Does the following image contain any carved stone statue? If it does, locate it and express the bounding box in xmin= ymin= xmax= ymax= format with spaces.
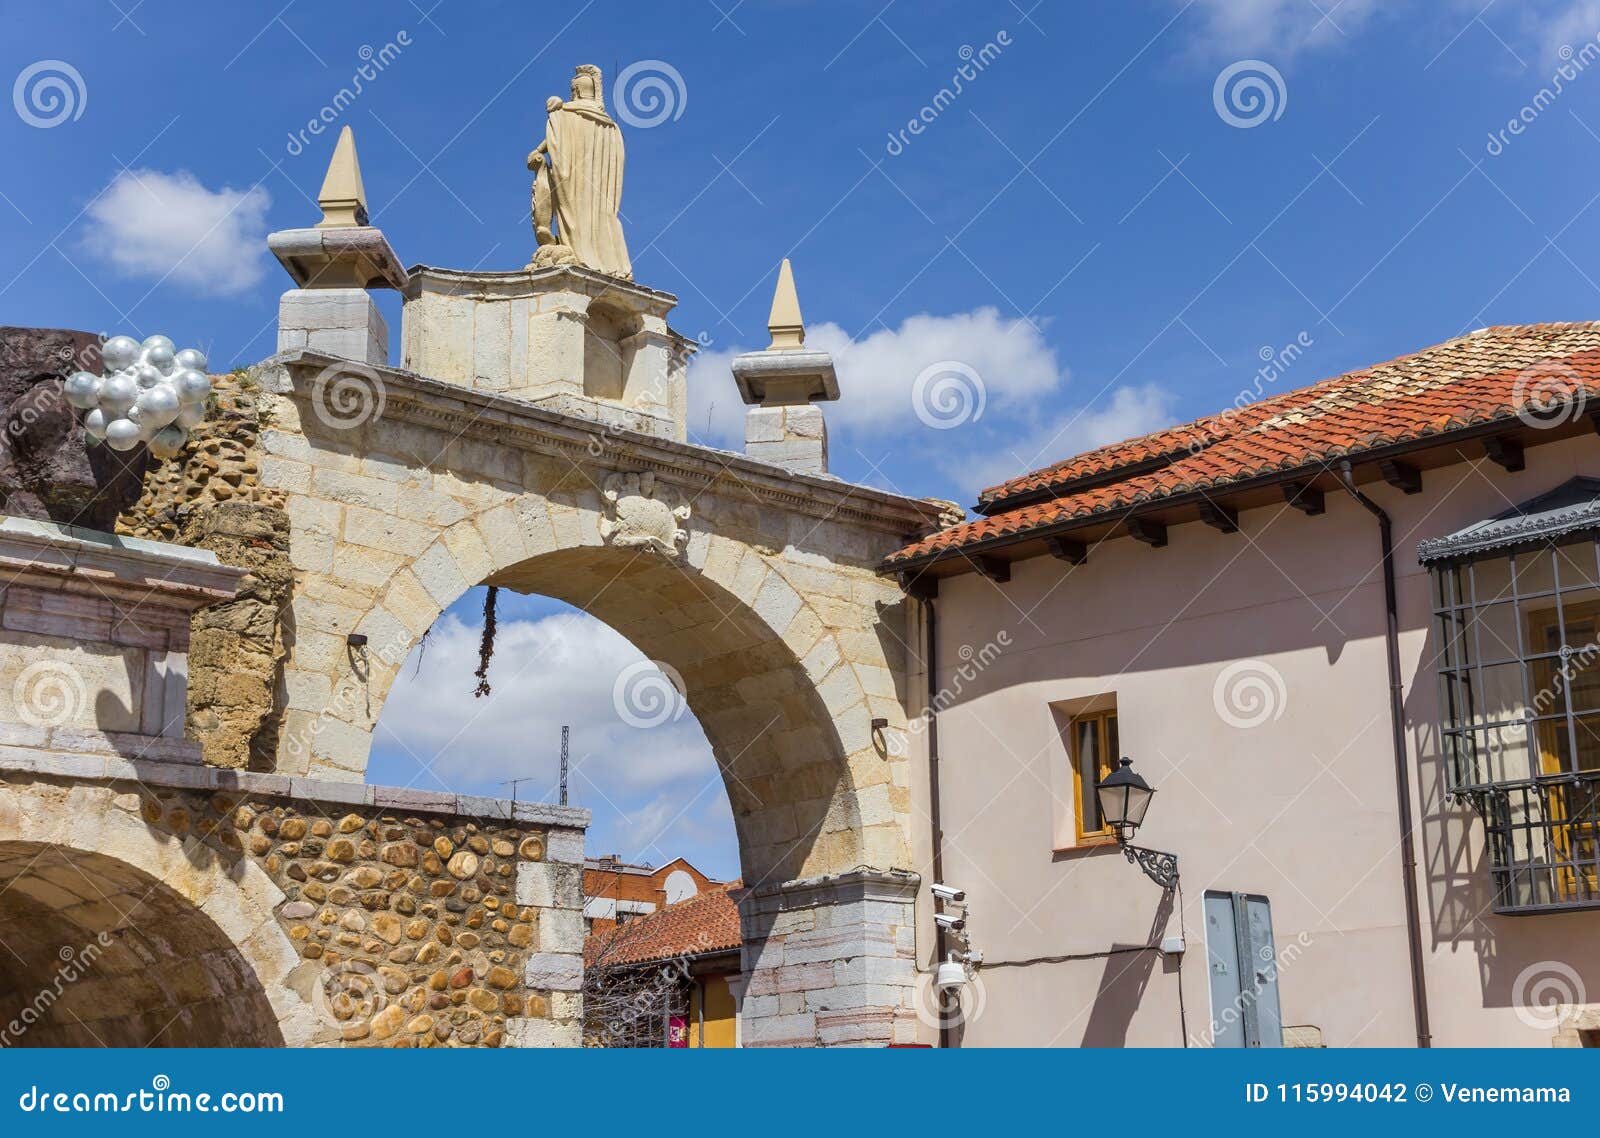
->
xmin=527 ymin=65 xmax=633 ymax=280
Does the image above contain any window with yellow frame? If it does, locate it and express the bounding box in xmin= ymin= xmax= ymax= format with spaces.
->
xmin=1069 ymin=708 xmax=1119 ymax=842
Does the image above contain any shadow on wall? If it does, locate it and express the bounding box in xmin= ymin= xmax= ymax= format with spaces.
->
xmin=1409 ymin=648 xmax=1600 ymax=1026
xmin=1079 ymin=888 xmax=1176 ymax=1048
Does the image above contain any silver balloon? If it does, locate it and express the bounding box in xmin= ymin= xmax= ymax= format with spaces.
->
xmin=148 ymin=425 xmax=187 ymax=460
xmin=64 ymin=371 xmax=100 ymax=410
xmin=175 ymin=402 xmax=207 ymax=429
xmin=173 ymin=369 xmax=211 ymax=405
xmin=99 ymin=373 xmax=138 ymax=414
xmin=140 ymin=334 xmax=175 ymax=358
xmin=104 ymin=417 xmax=142 ymax=451
xmin=135 ymin=384 xmax=181 ymax=428
xmin=174 ymin=348 xmax=208 ymax=372
xmin=101 ymin=335 xmax=139 ymax=372
xmin=82 ymin=407 xmax=107 ymax=440
xmin=133 ymin=363 xmax=165 ymax=388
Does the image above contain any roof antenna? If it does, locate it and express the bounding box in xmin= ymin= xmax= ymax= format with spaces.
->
xmin=559 ymin=725 xmax=570 ymax=806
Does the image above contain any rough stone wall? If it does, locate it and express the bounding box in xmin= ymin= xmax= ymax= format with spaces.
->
xmin=117 ymin=373 xmax=281 ymax=542
xmin=0 ymin=767 xmax=584 ymax=1048
xmin=117 ymin=377 xmax=292 ymax=771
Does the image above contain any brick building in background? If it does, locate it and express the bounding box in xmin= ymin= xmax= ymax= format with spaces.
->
xmin=582 ymin=855 xmax=724 ymax=937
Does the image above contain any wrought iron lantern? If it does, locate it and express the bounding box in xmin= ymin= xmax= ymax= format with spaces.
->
xmin=1095 ymin=757 xmax=1179 ymax=890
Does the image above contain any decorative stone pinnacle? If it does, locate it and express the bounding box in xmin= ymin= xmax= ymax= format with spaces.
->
xmin=317 ymin=126 xmax=369 ymax=228
xmin=767 ymin=259 xmax=805 ymax=350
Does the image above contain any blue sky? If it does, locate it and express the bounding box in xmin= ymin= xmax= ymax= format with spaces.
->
xmin=7 ymin=0 xmax=1600 ymax=878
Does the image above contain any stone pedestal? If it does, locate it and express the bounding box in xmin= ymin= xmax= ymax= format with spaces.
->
xmin=0 ymin=517 xmax=245 ymax=762
xmin=736 ymin=868 xmax=920 ymax=1047
xmin=277 ymin=288 xmax=389 ymax=366
xmin=508 ymin=822 xmax=588 ymax=1047
xmin=746 ymin=404 xmax=829 ymax=474
xmin=401 ymin=264 xmax=695 ymax=442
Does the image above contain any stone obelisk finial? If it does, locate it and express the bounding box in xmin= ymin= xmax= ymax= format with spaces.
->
xmin=267 ymin=125 xmax=406 ymax=365
xmin=767 ymin=258 xmax=805 ymax=349
xmin=317 ymin=125 xmax=369 ymax=228
xmin=731 ymin=260 xmax=838 ymax=475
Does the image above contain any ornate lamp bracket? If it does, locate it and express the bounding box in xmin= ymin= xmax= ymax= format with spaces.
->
xmin=1119 ymin=842 xmax=1180 ymax=891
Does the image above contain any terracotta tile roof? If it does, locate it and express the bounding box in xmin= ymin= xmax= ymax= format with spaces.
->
xmin=887 ymin=322 xmax=1600 ymax=568
xmin=584 ymin=883 xmax=742 ymax=969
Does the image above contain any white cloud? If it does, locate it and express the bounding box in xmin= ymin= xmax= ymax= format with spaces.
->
xmin=374 ymin=611 xmax=719 ymax=800
xmin=1519 ymin=0 xmax=1600 ymax=63
xmin=954 ymin=384 xmax=1179 ymax=495
xmin=82 ymin=168 xmax=271 ymax=295
xmin=688 ymin=306 xmax=1178 ymax=500
xmin=688 ymin=307 xmax=1064 ymax=446
xmin=1180 ymin=0 xmax=1383 ymax=58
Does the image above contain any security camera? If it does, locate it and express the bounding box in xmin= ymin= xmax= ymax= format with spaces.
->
xmin=934 ymin=911 xmax=966 ymax=932
xmin=931 ymin=883 xmax=966 ymax=904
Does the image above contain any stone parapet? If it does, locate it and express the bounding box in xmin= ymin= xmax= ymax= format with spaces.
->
xmin=400 ymin=264 xmax=695 ymax=441
xmin=0 ymin=518 xmax=245 ymax=759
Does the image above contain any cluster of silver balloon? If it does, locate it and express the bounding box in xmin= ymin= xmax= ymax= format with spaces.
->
xmin=63 ymin=335 xmax=213 ymax=460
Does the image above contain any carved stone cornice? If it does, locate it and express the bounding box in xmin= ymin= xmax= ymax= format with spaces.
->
xmin=265 ymin=351 xmax=950 ymax=536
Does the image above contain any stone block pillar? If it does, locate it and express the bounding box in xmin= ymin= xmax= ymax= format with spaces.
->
xmin=745 ymin=404 xmax=829 ymax=474
xmin=266 ymin=126 xmax=407 ymax=368
xmin=736 ymin=869 xmax=921 ymax=1047
xmin=508 ymin=821 xmax=588 ymax=1047
xmin=277 ymin=288 xmax=389 ymax=365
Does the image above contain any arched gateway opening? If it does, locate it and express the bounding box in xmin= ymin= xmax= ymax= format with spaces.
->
xmin=0 ymin=842 xmax=282 ymax=1047
xmin=351 ymin=541 xmax=860 ymax=890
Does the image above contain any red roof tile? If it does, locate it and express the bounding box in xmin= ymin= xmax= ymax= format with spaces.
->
xmin=584 ymin=883 xmax=742 ymax=969
xmin=887 ymin=323 xmax=1600 ymax=567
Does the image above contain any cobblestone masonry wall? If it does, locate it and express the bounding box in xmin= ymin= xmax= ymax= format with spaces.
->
xmin=0 ymin=764 xmax=586 ymax=1048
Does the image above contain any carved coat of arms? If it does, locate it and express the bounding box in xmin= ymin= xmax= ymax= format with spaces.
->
xmin=600 ymin=471 xmax=690 ymax=557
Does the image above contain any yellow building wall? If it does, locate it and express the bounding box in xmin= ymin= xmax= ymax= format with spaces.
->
xmin=690 ymin=975 xmax=738 ymax=1048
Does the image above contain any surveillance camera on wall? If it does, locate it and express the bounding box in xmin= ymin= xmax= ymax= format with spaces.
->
xmin=934 ymin=911 xmax=966 ymax=932
xmin=931 ymin=883 xmax=966 ymax=904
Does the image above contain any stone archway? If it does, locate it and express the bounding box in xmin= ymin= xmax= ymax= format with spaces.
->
xmin=0 ymin=779 xmax=315 ymax=1046
xmin=309 ymin=516 xmax=887 ymax=891
xmin=251 ymin=349 xmax=946 ymax=1044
